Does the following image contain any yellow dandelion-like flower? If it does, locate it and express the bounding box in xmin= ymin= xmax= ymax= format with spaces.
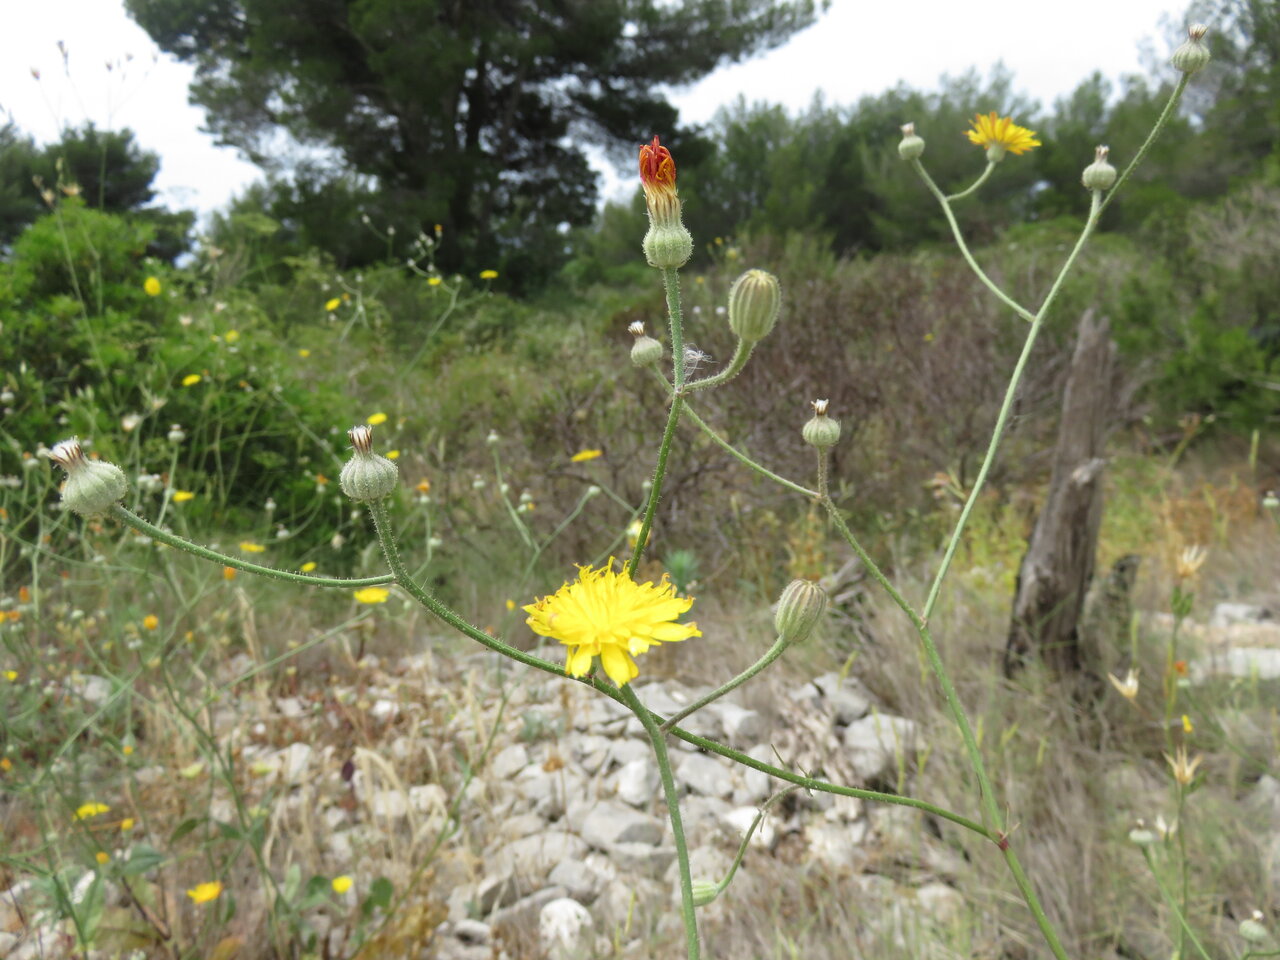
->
xmin=4 ymin=670 xmax=17 ymax=682
xmin=570 ymin=449 xmax=603 ymax=463
xmin=354 ymin=587 xmax=390 ymax=604
xmin=239 ymin=541 xmax=266 ymax=554
xmin=75 ymin=802 xmax=110 ymax=820
xmin=1 ymin=757 xmax=12 ymax=772
xmin=427 ymin=277 xmax=442 ymax=287
xmin=479 ymin=269 xmax=499 ymax=280
xmin=142 ymin=614 xmax=159 ymax=631
xmin=144 ymin=276 xmax=162 ymax=297
xmin=298 ymin=348 xmax=311 ymax=358
xmin=505 ymin=599 xmax=516 ymax=611
xmin=181 ymin=374 xmax=202 ymax=387
xmin=332 ymin=875 xmax=353 ymax=894
xmin=386 ymin=449 xmax=400 ymax=460
xmin=965 ymin=112 xmax=1041 ymax=158
xmin=186 ymin=881 xmax=223 ymax=904
xmin=300 ymin=561 xmax=317 ymax=573
xmin=172 ymin=490 xmax=195 ymax=503
xmin=1182 ymin=713 xmax=1194 ymax=733
xmin=524 ymin=560 xmax=701 ymax=687
xmin=325 ymin=297 xmax=341 ymax=312
xmin=121 ymin=817 xmax=135 ymax=831
xmin=122 ymin=744 xmax=134 ymax=756
xmin=415 ymin=479 xmax=431 ymax=494
xmin=366 ymin=412 xmax=388 ymax=426
xmin=224 ymin=329 xmax=240 ymax=344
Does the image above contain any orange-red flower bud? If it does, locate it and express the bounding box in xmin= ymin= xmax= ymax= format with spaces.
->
xmin=638 ymin=135 xmax=691 ymax=267
xmin=639 ymin=136 xmax=676 ymax=191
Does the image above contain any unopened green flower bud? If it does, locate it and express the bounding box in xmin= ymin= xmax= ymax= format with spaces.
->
xmin=1081 ymin=145 xmax=1117 ymax=191
xmin=1128 ymin=827 xmax=1157 ymax=846
xmin=727 ymin=269 xmax=781 ymax=343
xmin=1239 ymin=914 xmax=1269 ymax=944
xmin=339 ymin=425 xmax=398 ymax=502
xmin=643 ymin=223 xmax=693 ymax=270
xmin=691 ymin=880 xmax=721 ymax=907
xmin=1171 ymin=24 xmax=1211 ymax=75
xmin=802 ymin=399 xmax=841 ymax=449
xmin=898 ymin=122 xmax=925 ymax=160
xmin=628 ymin=321 xmax=663 ymax=366
xmin=48 ymin=438 xmax=127 ymax=516
xmin=774 ymin=578 xmax=828 ymax=644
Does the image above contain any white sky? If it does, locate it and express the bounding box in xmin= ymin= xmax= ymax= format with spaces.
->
xmin=0 ymin=0 xmax=1187 ymax=219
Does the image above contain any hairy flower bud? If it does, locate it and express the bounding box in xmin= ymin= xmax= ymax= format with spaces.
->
xmin=1239 ymin=915 xmax=1269 ymax=945
xmin=727 ymin=269 xmax=781 ymax=342
xmin=1081 ymin=145 xmax=1117 ymax=191
xmin=48 ymin=438 xmax=127 ymax=516
xmin=802 ymin=399 xmax=841 ymax=449
xmin=898 ymin=122 xmax=925 ymax=160
xmin=639 ymin=136 xmax=693 ymax=269
xmin=339 ymin=425 xmax=398 ymax=502
xmin=691 ymin=881 xmax=720 ymax=907
xmin=628 ymin=321 xmax=663 ymax=366
xmin=774 ymin=578 xmax=828 ymax=644
xmin=1171 ymin=24 xmax=1211 ymax=75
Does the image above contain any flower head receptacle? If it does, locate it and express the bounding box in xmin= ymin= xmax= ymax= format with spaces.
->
xmin=802 ymin=399 xmax=841 ymax=449
xmin=524 ymin=560 xmax=701 ymax=687
xmin=727 ymin=269 xmax=781 ymax=343
xmin=1081 ymin=145 xmax=1117 ymax=191
xmin=339 ymin=424 xmax=398 ymax=502
xmin=48 ymin=439 xmax=127 ymax=517
xmin=965 ymin=112 xmax=1041 ymax=162
xmin=628 ymin=321 xmax=664 ymax=367
xmin=898 ymin=122 xmax=925 ymax=160
xmin=1171 ymin=24 xmax=1211 ymax=75
xmin=774 ymin=578 xmax=829 ymax=644
xmin=639 ymin=136 xmax=693 ymax=269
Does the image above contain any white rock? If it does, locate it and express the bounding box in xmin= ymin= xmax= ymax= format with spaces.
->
xmin=1192 ymin=647 xmax=1280 ymax=682
xmin=608 ymin=841 xmax=676 ymax=876
xmin=737 ymin=744 xmax=775 ymax=804
xmin=72 ymin=673 xmax=112 ymax=706
xmin=368 ymin=789 xmax=408 ymax=820
xmin=409 ymin=783 xmax=447 ymax=815
xmin=606 ymin=739 xmax=651 ymax=768
xmin=812 ymin=671 xmax=875 ymax=723
xmin=806 ymin=821 xmax=868 ymax=871
xmin=1210 ymin=602 xmax=1272 ymax=627
xmin=677 ymin=752 xmax=735 ymax=799
xmin=369 ymin=698 xmax=400 ymax=721
xmin=491 ymin=743 xmax=530 ymax=780
xmin=916 ymin=882 xmax=964 ymax=924
xmin=276 ymin=696 xmax=305 ymax=718
xmin=580 ymin=801 xmax=664 ymax=847
xmin=710 ymin=702 xmax=767 ymax=745
xmin=721 ymin=805 xmax=776 ymax=849
xmin=615 ymin=758 xmax=660 ymax=807
xmin=452 ymin=918 xmax=492 ymax=944
xmin=277 ymin=742 xmax=313 ymax=783
xmin=842 ymin=713 xmax=918 ymax=781
xmin=547 ymin=859 xmax=607 ymax=902
xmin=540 ymin=898 xmax=594 ymax=959
xmin=499 ymin=812 xmax=548 ymax=841
xmin=571 ymin=734 xmax=613 ymax=774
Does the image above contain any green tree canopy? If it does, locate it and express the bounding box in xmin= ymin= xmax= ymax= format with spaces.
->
xmin=125 ymin=0 xmax=822 ymax=288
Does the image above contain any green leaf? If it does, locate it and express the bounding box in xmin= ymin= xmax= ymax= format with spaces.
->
xmin=120 ymin=844 xmax=167 ymax=877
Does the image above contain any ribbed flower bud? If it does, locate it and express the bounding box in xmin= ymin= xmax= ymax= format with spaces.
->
xmin=628 ymin=321 xmax=663 ymax=366
xmin=48 ymin=438 xmax=127 ymax=516
xmin=1081 ymin=145 xmax=1117 ymax=191
xmin=774 ymin=578 xmax=828 ymax=644
xmin=691 ymin=881 xmax=720 ymax=907
xmin=1171 ymin=24 xmax=1211 ymax=75
xmin=1239 ymin=914 xmax=1269 ymax=945
xmin=339 ymin=425 xmax=398 ymax=502
xmin=802 ymin=399 xmax=841 ymax=449
xmin=639 ymin=136 xmax=693 ymax=269
xmin=898 ymin=122 xmax=925 ymax=160
xmin=727 ymin=269 xmax=781 ymax=343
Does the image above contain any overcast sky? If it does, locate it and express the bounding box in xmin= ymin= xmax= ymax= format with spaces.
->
xmin=1 ymin=0 xmax=1188 ymax=219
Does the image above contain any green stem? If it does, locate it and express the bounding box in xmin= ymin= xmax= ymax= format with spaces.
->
xmin=620 ymin=683 xmax=700 ymax=959
xmin=1096 ymin=75 xmax=1190 ymax=221
xmin=1140 ymin=847 xmax=1212 ymax=960
xmin=946 ymin=161 xmax=997 ymax=202
xmin=659 ymin=636 xmax=789 ymax=733
xmin=110 ymin=505 xmax=394 ymax=588
xmin=911 ymin=159 xmax=1036 ymax=323
xmin=685 ymin=337 xmax=754 ymax=392
xmin=680 ymin=400 xmax=819 ymax=500
xmin=712 ymin=785 xmax=801 ymax=899
xmin=664 ymin=266 xmax=687 ymax=392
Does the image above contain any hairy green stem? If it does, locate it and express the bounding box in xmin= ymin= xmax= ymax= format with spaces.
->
xmin=679 ymin=400 xmax=819 ymax=499
xmin=111 ymin=505 xmax=394 ymax=588
xmin=946 ymin=161 xmax=997 ymax=201
xmin=659 ymin=636 xmax=789 ymax=733
xmin=1096 ymin=74 xmax=1190 ymax=221
xmin=686 ymin=337 xmax=754 ymax=392
xmin=1140 ymin=847 xmax=1212 ymax=960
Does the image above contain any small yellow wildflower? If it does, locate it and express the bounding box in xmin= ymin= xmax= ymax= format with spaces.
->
xmin=143 ymin=615 xmax=159 ymax=631
xmin=354 ymin=587 xmax=390 ymax=604
xmin=427 ymin=276 xmax=443 ymax=287
xmin=3 ymin=670 xmax=17 ymax=682
xmin=239 ymin=541 xmax=266 ymax=554
xmin=1 ymin=757 xmax=12 ymax=772
xmin=223 ymin=566 xmax=237 ymax=581
xmin=143 ymin=276 xmax=162 ymax=296
xmin=181 ymin=374 xmax=202 ymax=387
xmin=524 ymin=560 xmax=700 ymax=687
xmin=325 ymin=297 xmax=341 ymax=312
xmin=94 ymin=851 xmax=110 ymax=865
xmin=415 ymin=479 xmax=431 ymax=494
xmin=366 ymin=412 xmax=388 ymax=426
xmin=571 ymin=449 xmax=603 ymax=463
xmin=965 ymin=112 xmax=1041 ymax=158
xmin=224 ymin=329 xmax=240 ymax=344
xmin=332 ymin=875 xmax=353 ymax=894
xmin=479 ymin=269 xmax=499 ymax=280
xmin=121 ymin=817 xmax=135 ymax=831
xmin=1182 ymin=714 xmax=1194 ymax=733
xmin=172 ymin=490 xmax=195 ymax=503
xmin=505 ymin=599 xmax=516 ymax=611
xmin=186 ymin=881 xmax=223 ymax=904
xmin=300 ymin=561 xmax=317 ymax=573
xmin=122 ymin=744 xmax=134 ymax=756
xmin=75 ymin=802 xmax=110 ymax=820
xmin=386 ymin=449 xmax=400 ymax=460
xmin=298 ymin=348 xmax=311 ymax=358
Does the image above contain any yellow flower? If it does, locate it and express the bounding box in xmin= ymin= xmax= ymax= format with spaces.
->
xmin=366 ymin=412 xmax=388 ymax=426
xmin=428 ymin=277 xmax=443 ymax=287
xmin=186 ymin=881 xmax=223 ymax=904
xmin=172 ymin=490 xmax=195 ymax=503
xmin=1164 ymin=744 xmax=1203 ymax=786
xmin=570 ymin=448 xmax=603 ymax=463
xmin=1182 ymin=713 xmax=1194 ymax=733
xmin=143 ymin=276 xmax=162 ymax=296
xmin=415 ymin=479 xmax=431 ymax=494
xmin=386 ymin=449 xmax=400 ymax=460
xmin=122 ymin=744 xmax=134 ymax=756
xmin=524 ymin=560 xmax=700 ymax=687
xmin=181 ymin=374 xmax=202 ymax=387
xmin=298 ymin=348 xmax=311 ymax=358
xmin=224 ymin=329 xmax=240 ymax=344
xmin=965 ymin=112 xmax=1041 ymax=157
xmin=332 ymin=875 xmax=353 ymax=894
xmin=3 ymin=670 xmax=17 ymax=682
xmin=121 ymin=817 xmax=135 ymax=831
xmin=479 ymin=269 xmax=499 ymax=280
xmin=354 ymin=587 xmax=390 ymax=604
xmin=325 ymin=297 xmax=341 ymax=312
xmin=1108 ymin=668 xmax=1139 ymax=701
xmin=95 ymin=851 xmax=110 ymax=865
xmin=0 ymin=757 xmax=11 ymax=772
xmin=300 ymin=561 xmax=317 ymax=573
xmin=223 ymin=566 xmax=237 ymax=581
xmin=505 ymin=599 xmax=516 ymax=611
xmin=143 ymin=614 xmax=159 ymax=631
xmin=239 ymin=541 xmax=266 ymax=554
xmin=75 ymin=802 xmax=110 ymax=820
